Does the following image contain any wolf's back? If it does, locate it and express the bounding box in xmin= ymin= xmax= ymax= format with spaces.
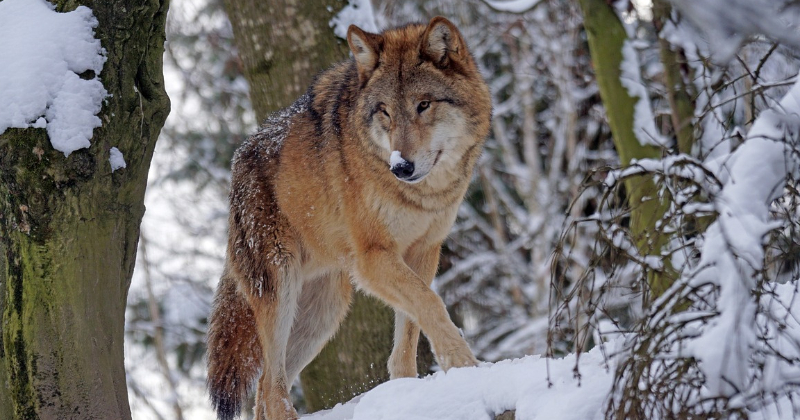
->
xmin=207 ymin=268 xmax=261 ymax=420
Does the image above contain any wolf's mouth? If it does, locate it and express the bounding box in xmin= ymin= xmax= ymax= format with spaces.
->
xmin=403 ymin=174 xmax=425 ymax=184
xmin=395 ymin=150 xmax=444 ymax=184
xmin=433 ymin=150 xmax=443 ymax=166
xmin=404 ymin=151 xmax=443 ymax=184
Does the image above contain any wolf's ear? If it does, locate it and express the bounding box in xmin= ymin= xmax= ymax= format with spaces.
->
xmin=420 ymin=16 xmax=466 ymax=69
xmin=347 ymin=25 xmax=382 ymax=85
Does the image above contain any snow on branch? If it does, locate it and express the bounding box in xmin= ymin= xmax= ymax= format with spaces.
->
xmin=483 ymin=0 xmax=543 ymax=13
xmin=619 ymin=40 xmax=668 ymax=147
xmin=668 ymin=0 xmax=800 ymax=63
xmin=330 ymin=0 xmax=382 ymax=39
xmin=584 ymin=72 xmax=800 ymax=418
xmin=684 ymin=74 xmax=800 ymax=399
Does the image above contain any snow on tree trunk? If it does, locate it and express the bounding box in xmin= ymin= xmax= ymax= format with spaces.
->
xmin=0 ymin=0 xmax=170 ymax=418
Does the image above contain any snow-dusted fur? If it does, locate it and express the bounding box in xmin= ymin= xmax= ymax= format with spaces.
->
xmin=206 ymin=17 xmax=491 ymax=420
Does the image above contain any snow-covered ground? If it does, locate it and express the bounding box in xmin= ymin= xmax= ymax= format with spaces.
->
xmin=303 ymin=336 xmax=797 ymax=420
xmin=307 ymin=342 xmax=614 ymax=420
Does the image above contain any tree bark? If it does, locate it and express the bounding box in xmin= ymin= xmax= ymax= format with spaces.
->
xmin=653 ymin=0 xmax=696 ymax=156
xmin=0 ymin=1 xmax=170 ymax=419
xmin=300 ymin=292 xmax=394 ymax=411
xmin=223 ymin=0 xmax=431 ymax=413
xmin=223 ymin=0 xmax=351 ymax=117
xmin=577 ymin=0 xmax=673 ymax=297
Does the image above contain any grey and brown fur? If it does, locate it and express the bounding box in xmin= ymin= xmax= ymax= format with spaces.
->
xmin=207 ymin=17 xmax=492 ymax=420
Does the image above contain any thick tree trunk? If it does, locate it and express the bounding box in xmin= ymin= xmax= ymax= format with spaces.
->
xmin=577 ymin=0 xmax=673 ymax=297
xmin=300 ymin=292 xmax=394 ymax=411
xmin=223 ymin=0 xmax=417 ymax=413
xmin=223 ymin=0 xmax=351 ymax=117
xmin=0 ymin=1 xmax=170 ymax=419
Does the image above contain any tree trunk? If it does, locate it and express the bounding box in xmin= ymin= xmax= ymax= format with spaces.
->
xmin=299 ymin=292 xmax=394 ymax=410
xmin=576 ymin=0 xmax=673 ymax=297
xmin=653 ymin=0 xmax=696 ymax=156
xmin=224 ymin=0 xmax=426 ymax=413
xmin=0 ymin=1 xmax=170 ymax=419
xmin=223 ymin=0 xmax=351 ymax=117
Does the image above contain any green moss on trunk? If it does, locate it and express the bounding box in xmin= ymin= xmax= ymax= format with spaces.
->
xmin=577 ymin=0 xmax=673 ymax=297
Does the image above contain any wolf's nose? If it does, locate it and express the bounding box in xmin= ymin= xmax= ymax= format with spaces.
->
xmin=390 ymin=161 xmax=415 ymax=179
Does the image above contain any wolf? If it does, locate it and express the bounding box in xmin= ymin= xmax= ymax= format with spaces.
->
xmin=206 ymin=16 xmax=492 ymax=420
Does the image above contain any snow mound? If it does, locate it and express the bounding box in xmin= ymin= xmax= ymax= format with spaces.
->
xmin=306 ymin=342 xmax=615 ymax=420
xmin=0 ymin=0 xmax=107 ymax=156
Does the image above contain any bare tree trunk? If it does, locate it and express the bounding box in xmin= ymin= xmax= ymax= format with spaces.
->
xmin=653 ymin=0 xmax=696 ymax=155
xmin=223 ymin=0 xmax=351 ymax=117
xmin=0 ymin=1 xmax=170 ymax=419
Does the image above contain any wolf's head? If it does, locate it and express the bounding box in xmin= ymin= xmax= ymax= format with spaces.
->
xmin=347 ymin=17 xmax=491 ymax=186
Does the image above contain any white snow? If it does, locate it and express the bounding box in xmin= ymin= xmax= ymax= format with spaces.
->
xmin=389 ymin=150 xmax=405 ymax=169
xmin=330 ymin=0 xmax=381 ymax=39
xmin=681 ymin=75 xmax=800 ymax=398
xmin=619 ymin=40 xmax=668 ymax=147
xmin=302 ymin=328 xmax=800 ymax=420
xmin=668 ymin=0 xmax=800 ymax=63
xmin=484 ymin=0 xmax=542 ymax=13
xmin=305 ymin=341 xmax=616 ymax=420
xmin=0 ymin=0 xmax=107 ymax=156
xmin=109 ymin=147 xmax=126 ymax=172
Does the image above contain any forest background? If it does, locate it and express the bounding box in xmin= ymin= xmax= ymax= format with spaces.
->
xmin=98 ymin=0 xmax=800 ymax=418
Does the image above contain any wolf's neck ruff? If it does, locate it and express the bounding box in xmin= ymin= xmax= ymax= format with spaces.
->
xmin=207 ymin=16 xmax=492 ymax=420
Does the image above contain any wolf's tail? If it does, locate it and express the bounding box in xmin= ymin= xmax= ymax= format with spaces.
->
xmin=207 ymin=268 xmax=262 ymax=420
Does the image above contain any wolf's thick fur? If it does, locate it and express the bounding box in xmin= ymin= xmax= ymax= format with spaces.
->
xmin=206 ymin=17 xmax=491 ymax=420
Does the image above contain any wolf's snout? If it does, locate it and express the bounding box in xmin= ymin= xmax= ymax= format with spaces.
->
xmin=390 ymin=161 xmax=415 ymax=179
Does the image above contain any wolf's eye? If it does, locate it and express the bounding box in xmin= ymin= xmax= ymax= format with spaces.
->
xmin=417 ymin=100 xmax=430 ymax=114
xmin=377 ymin=103 xmax=390 ymax=118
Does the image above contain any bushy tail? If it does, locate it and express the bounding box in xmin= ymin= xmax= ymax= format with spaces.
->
xmin=207 ymin=268 xmax=262 ymax=420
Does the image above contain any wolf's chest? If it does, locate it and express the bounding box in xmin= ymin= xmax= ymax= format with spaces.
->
xmin=371 ymin=196 xmax=453 ymax=252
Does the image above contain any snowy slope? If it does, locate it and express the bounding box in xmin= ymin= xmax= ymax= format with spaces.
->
xmin=306 ymin=342 xmax=615 ymax=420
xmin=303 ymin=333 xmax=798 ymax=420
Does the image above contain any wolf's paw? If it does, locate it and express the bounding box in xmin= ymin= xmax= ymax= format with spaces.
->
xmin=388 ymin=356 xmax=418 ymax=379
xmin=438 ymin=348 xmax=479 ymax=371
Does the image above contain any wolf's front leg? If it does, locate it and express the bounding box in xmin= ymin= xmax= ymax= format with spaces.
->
xmin=388 ymin=243 xmax=446 ymax=378
xmin=355 ymin=247 xmax=478 ymax=373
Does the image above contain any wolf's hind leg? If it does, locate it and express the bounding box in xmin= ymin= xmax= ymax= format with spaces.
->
xmin=251 ymin=266 xmax=303 ymax=420
xmin=284 ymin=270 xmax=353 ymax=384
